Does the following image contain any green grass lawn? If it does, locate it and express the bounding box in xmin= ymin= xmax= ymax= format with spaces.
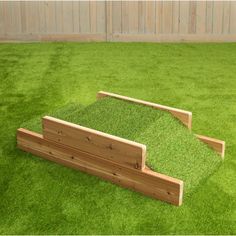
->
xmin=0 ymin=42 xmax=236 ymax=234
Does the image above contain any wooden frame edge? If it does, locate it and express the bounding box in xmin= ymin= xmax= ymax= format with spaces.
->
xmin=43 ymin=116 xmax=147 ymax=170
xmin=17 ymin=128 xmax=183 ymax=206
xmin=196 ymin=134 xmax=225 ymax=159
xmin=96 ymin=91 xmax=192 ymax=129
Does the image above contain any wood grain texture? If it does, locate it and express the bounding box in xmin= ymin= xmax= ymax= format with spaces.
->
xmin=0 ymin=1 xmax=236 ymax=42
xmin=97 ymin=91 xmax=192 ymax=129
xmin=230 ymin=1 xmax=236 ymax=33
xmin=196 ymin=134 xmax=225 ymax=158
xmin=196 ymin=1 xmax=206 ymax=34
xmin=43 ymin=116 xmax=146 ymax=170
xmin=162 ymin=1 xmax=173 ymax=34
xmin=222 ymin=1 xmax=230 ymax=34
xmin=145 ymin=1 xmax=155 ymax=33
xmin=17 ymin=128 xmax=183 ymax=206
xmin=79 ymin=1 xmax=90 ymax=33
xmin=179 ymin=1 xmax=189 ymax=34
xmin=112 ymin=1 xmax=122 ymax=33
xmin=213 ymin=1 xmax=223 ymax=34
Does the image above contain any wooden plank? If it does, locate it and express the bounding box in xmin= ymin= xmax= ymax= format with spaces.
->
xmin=45 ymin=1 xmax=56 ymax=33
xmin=188 ymin=1 xmax=196 ymax=34
xmin=79 ymin=1 xmax=90 ymax=33
xmin=230 ymin=1 xmax=236 ymax=34
xmin=106 ymin=1 xmax=112 ymax=40
xmin=222 ymin=1 xmax=230 ymax=34
xmin=196 ymin=1 xmax=206 ymax=34
xmin=17 ymin=128 xmax=183 ymax=206
xmin=172 ymin=1 xmax=180 ymax=34
xmin=55 ymin=1 xmax=63 ymax=33
xmin=156 ymin=1 xmax=163 ymax=34
xmin=162 ymin=1 xmax=173 ymax=34
xmin=24 ymin=1 xmax=40 ymax=34
xmin=62 ymin=1 xmax=73 ymax=33
xmin=145 ymin=1 xmax=155 ymax=33
xmin=121 ymin=1 xmax=129 ymax=33
xmin=112 ymin=1 xmax=121 ymax=33
xmin=128 ymin=1 xmax=138 ymax=34
xmin=96 ymin=1 xmax=106 ymax=33
xmin=43 ymin=116 xmax=146 ymax=170
xmin=38 ymin=2 xmax=46 ymax=34
xmin=97 ymin=91 xmax=192 ymax=129
xmin=196 ymin=134 xmax=225 ymax=158
xmin=138 ymin=1 xmax=145 ymax=33
xmin=206 ymin=1 xmax=213 ymax=34
xmin=0 ymin=2 xmax=4 ymax=35
xmin=72 ymin=1 xmax=80 ymax=33
xmin=179 ymin=1 xmax=189 ymax=34
xmin=90 ymin=1 xmax=97 ymax=33
xmin=213 ymin=1 xmax=223 ymax=34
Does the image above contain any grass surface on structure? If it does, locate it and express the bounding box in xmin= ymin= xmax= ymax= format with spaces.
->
xmin=23 ymin=97 xmax=221 ymax=195
xmin=1 ymin=43 xmax=236 ymax=234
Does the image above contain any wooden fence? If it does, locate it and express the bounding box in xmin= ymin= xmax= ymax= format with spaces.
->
xmin=1 ymin=1 xmax=236 ymax=42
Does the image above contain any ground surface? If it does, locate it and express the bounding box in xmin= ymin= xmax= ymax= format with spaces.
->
xmin=0 ymin=42 xmax=236 ymax=234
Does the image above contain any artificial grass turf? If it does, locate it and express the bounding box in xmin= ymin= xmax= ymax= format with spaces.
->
xmin=22 ymin=97 xmax=221 ymax=196
xmin=1 ymin=42 xmax=236 ymax=234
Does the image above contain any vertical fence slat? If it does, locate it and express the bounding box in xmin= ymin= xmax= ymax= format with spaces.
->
xmin=45 ymin=1 xmax=56 ymax=33
xmin=230 ymin=1 xmax=236 ymax=33
xmin=96 ymin=1 xmax=105 ymax=33
xmin=213 ymin=1 xmax=223 ymax=34
xmin=121 ymin=1 xmax=129 ymax=33
xmin=172 ymin=1 xmax=180 ymax=34
xmin=222 ymin=1 xmax=230 ymax=34
xmin=179 ymin=1 xmax=189 ymax=34
xmin=38 ymin=2 xmax=46 ymax=34
xmin=145 ymin=1 xmax=155 ymax=33
xmin=72 ymin=1 xmax=80 ymax=33
xmin=112 ymin=1 xmax=121 ymax=34
xmin=189 ymin=1 xmax=196 ymax=33
xmin=90 ymin=1 xmax=97 ymax=33
xmin=55 ymin=1 xmax=63 ymax=33
xmin=79 ymin=1 xmax=90 ymax=33
xmin=138 ymin=1 xmax=145 ymax=33
xmin=206 ymin=1 xmax=213 ymax=34
xmin=128 ymin=1 xmax=138 ymax=34
xmin=62 ymin=1 xmax=73 ymax=33
xmin=196 ymin=1 xmax=206 ymax=34
xmin=162 ymin=1 xmax=173 ymax=34
xmin=156 ymin=1 xmax=163 ymax=34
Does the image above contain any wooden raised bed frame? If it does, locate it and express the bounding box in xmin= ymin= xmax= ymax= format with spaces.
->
xmin=17 ymin=91 xmax=225 ymax=206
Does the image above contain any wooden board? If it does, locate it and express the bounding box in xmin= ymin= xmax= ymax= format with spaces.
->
xmin=97 ymin=91 xmax=192 ymax=129
xmin=17 ymin=128 xmax=183 ymax=206
xmin=196 ymin=134 xmax=225 ymax=158
xmin=43 ymin=116 xmax=146 ymax=170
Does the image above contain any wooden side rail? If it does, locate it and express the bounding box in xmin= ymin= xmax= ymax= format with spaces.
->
xmin=17 ymin=128 xmax=184 ymax=206
xmin=43 ymin=116 xmax=146 ymax=170
xmin=97 ymin=91 xmax=192 ymax=129
xmin=196 ymin=134 xmax=225 ymax=158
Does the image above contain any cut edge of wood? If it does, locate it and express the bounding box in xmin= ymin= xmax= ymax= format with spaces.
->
xmin=196 ymin=134 xmax=225 ymax=159
xmin=97 ymin=91 xmax=192 ymax=129
xmin=17 ymin=128 xmax=183 ymax=206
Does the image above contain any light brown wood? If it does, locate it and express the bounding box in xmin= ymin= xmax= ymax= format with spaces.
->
xmin=1 ymin=1 xmax=236 ymax=42
xmin=43 ymin=116 xmax=146 ymax=170
xmin=196 ymin=134 xmax=225 ymax=159
xmin=97 ymin=91 xmax=192 ymax=129
xmin=17 ymin=128 xmax=183 ymax=206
